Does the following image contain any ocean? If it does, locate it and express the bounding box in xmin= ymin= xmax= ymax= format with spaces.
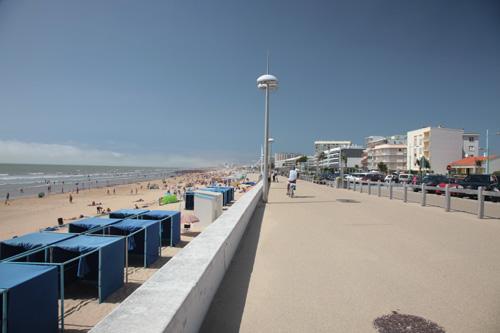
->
xmin=0 ymin=163 xmax=180 ymax=199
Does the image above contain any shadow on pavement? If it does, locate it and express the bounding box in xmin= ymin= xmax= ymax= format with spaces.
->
xmin=199 ymin=202 xmax=265 ymax=333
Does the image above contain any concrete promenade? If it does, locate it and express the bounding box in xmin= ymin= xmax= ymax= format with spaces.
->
xmin=202 ymin=178 xmax=500 ymax=332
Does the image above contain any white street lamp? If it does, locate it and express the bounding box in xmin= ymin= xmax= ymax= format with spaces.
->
xmin=257 ymin=68 xmax=278 ymax=203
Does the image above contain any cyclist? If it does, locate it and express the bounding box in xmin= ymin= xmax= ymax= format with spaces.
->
xmin=287 ymin=166 xmax=298 ymax=195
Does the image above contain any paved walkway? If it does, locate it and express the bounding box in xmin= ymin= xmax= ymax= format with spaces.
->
xmin=201 ymin=178 xmax=500 ymax=333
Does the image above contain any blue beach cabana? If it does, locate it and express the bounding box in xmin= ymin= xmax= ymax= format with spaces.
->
xmin=185 ymin=191 xmax=194 ymax=210
xmin=140 ymin=210 xmax=181 ymax=246
xmin=203 ymin=187 xmax=232 ymax=206
xmin=0 ymin=263 xmax=58 ymax=333
xmin=0 ymin=232 xmax=76 ymax=261
xmin=108 ymin=219 xmax=160 ymax=268
xmin=208 ymin=186 xmax=234 ymax=202
xmin=68 ymin=217 xmax=123 ymax=234
xmin=108 ymin=209 xmax=149 ymax=219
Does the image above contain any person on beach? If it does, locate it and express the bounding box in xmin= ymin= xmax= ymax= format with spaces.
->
xmin=5 ymin=192 xmax=10 ymax=205
xmin=69 ymin=194 xmax=73 ymax=204
xmin=113 ymin=188 xmax=116 ymax=195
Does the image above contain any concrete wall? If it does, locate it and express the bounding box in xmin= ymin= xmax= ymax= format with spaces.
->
xmin=90 ymin=182 xmax=263 ymax=333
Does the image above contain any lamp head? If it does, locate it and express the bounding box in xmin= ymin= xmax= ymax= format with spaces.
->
xmin=257 ymin=74 xmax=278 ymax=90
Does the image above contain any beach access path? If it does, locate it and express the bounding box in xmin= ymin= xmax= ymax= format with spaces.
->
xmin=201 ymin=177 xmax=500 ymax=333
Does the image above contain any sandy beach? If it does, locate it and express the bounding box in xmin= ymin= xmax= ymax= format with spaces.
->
xmin=0 ymin=168 xmax=251 ymax=332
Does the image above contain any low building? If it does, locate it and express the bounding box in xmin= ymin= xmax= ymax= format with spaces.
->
xmin=407 ymin=126 xmax=464 ymax=174
xmin=274 ymin=152 xmax=302 ymax=162
xmin=449 ymin=156 xmax=494 ymax=175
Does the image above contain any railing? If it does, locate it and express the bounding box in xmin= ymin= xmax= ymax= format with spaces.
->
xmin=338 ymin=180 xmax=499 ymax=219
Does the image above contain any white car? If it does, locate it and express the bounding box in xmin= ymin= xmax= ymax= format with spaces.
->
xmin=384 ymin=175 xmax=395 ymax=183
xmin=398 ymin=174 xmax=411 ymax=184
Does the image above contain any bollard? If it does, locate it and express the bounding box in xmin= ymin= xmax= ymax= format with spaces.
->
xmin=360 ymin=182 xmax=363 ymax=193
xmin=378 ymin=181 xmax=381 ymax=197
xmin=403 ymin=183 xmax=407 ymax=203
xmin=477 ymin=186 xmax=484 ymax=219
xmin=353 ymin=180 xmax=357 ymax=191
xmin=389 ymin=182 xmax=393 ymax=200
xmin=368 ymin=181 xmax=372 ymax=195
xmin=445 ymin=184 xmax=450 ymax=212
xmin=421 ymin=183 xmax=426 ymax=206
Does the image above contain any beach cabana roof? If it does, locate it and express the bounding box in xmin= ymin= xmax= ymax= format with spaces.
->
xmin=0 ymin=232 xmax=76 ymax=260
xmin=109 ymin=209 xmax=149 ymax=219
xmin=51 ymin=235 xmax=125 ymax=301
xmin=109 ymin=219 xmax=160 ymax=267
xmin=141 ymin=210 xmax=181 ymax=246
xmin=68 ymin=217 xmax=122 ymax=234
xmin=0 ymin=263 xmax=59 ymax=333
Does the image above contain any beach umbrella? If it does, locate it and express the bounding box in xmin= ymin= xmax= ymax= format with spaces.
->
xmin=182 ymin=215 xmax=200 ymax=224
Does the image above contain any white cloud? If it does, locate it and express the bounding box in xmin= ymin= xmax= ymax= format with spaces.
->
xmin=0 ymin=140 xmax=223 ymax=167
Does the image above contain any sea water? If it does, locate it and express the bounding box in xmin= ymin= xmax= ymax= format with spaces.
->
xmin=0 ymin=163 xmax=179 ymax=199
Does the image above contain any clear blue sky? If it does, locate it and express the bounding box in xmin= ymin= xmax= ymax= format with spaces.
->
xmin=0 ymin=0 xmax=499 ymax=166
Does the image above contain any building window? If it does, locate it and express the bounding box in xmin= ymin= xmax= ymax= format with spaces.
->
xmin=469 ymin=137 xmax=475 ymax=142
xmin=469 ymin=146 xmax=475 ymax=151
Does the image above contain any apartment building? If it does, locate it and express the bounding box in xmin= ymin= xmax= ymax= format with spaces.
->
xmin=318 ymin=146 xmax=364 ymax=170
xmin=463 ymin=133 xmax=480 ymax=157
xmin=274 ymin=152 xmax=302 ymax=162
xmin=407 ymin=126 xmax=463 ymax=174
xmin=314 ymin=141 xmax=351 ymax=156
xmin=362 ymin=135 xmax=407 ymax=171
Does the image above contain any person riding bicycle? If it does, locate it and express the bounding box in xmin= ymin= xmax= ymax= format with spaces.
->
xmin=287 ymin=166 xmax=298 ymax=194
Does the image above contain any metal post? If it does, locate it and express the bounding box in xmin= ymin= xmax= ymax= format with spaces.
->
xmin=144 ymin=228 xmax=148 ymax=268
xmin=478 ymin=186 xmax=484 ymax=219
xmin=403 ymin=183 xmax=407 ymax=203
xmin=389 ymin=182 xmax=393 ymax=200
xmin=353 ymin=180 xmax=356 ymax=191
xmin=421 ymin=183 xmax=426 ymax=206
xmin=2 ymin=290 xmax=7 ymax=333
xmin=262 ymin=86 xmax=270 ymax=203
xmin=378 ymin=181 xmax=381 ymax=197
xmin=125 ymin=238 xmax=129 ymax=284
xmin=368 ymin=181 xmax=371 ymax=195
xmin=60 ymin=266 xmax=64 ymax=332
xmin=98 ymin=250 xmax=102 ymax=303
xmin=359 ymin=182 xmax=363 ymax=193
xmin=445 ymin=184 xmax=451 ymax=212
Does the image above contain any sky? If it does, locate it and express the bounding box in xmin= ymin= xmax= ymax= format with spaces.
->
xmin=0 ymin=0 xmax=499 ymax=167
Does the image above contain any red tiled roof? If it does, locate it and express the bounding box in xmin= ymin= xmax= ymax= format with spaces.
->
xmin=450 ymin=156 xmax=496 ymax=167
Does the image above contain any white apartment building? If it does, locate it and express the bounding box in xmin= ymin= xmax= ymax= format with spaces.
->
xmin=314 ymin=141 xmax=351 ymax=156
xmin=407 ymin=126 xmax=464 ymax=174
xmin=372 ymin=144 xmax=407 ymax=171
xmin=463 ymin=133 xmax=480 ymax=157
xmin=274 ymin=152 xmax=302 ymax=162
xmin=318 ymin=146 xmax=364 ymax=170
xmin=363 ymin=135 xmax=407 ymax=171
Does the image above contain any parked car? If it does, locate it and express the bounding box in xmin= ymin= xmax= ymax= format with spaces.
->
xmin=485 ymin=183 xmax=500 ymax=202
xmin=412 ymin=174 xmax=447 ymax=192
xmin=435 ymin=178 xmax=463 ymax=196
xmin=361 ymin=173 xmax=385 ymax=183
xmin=458 ymin=174 xmax=498 ymax=199
xmin=384 ymin=175 xmax=395 ymax=183
xmin=398 ymin=173 xmax=412 ymax=184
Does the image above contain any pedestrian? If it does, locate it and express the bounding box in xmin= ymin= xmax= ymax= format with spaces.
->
xmin=113 ymin=188 xmax=116 ymax=195
xmin=5 ymin=192 xmax=9 ymax=205
xmin=76 ymin=187 xmax=79 ymax=194
xmin=69 ymin=194 xmax=73 ymax=204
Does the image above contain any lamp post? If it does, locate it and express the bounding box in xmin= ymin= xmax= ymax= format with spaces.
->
xmin=257 ymin=72 xmax=278 ymax=203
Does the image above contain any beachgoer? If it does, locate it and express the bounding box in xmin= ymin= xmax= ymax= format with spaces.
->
xmin=5 ymin=192 xmax=9 ymax=204
xmin=287 ymin=166 xmax=298 ymax=194
xmin=76 ymin=187 xmax=79 ymax=194
xmin=107 ymin=189 xmax=110 ymax=195
xmin=69 ymin=194 xmax=73 ymax=203
xmin=113 ymin=188 xmax=116 ymax=195
xmin=130 ymin=189 xmax=133 ymax=195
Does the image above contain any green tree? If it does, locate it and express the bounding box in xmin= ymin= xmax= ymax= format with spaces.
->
xmin=377 ymin=162 xmax=388 ymax=174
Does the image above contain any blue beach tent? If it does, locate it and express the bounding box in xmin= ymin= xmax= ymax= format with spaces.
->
xmin=51 ymin=235 xmax=125 ymax=302
xmin=185 ymin=191 xmax=194 ymax=210
xmin=209 ymin=186 xmax=234 ymax=202
xmin=108 ymin=219 xmax=160 ymax=267
xmin=109 ymin=209 xmax=149 ymax=219
xmin=0 ymin=232 xmax=76 ymax=261
xmin=141 ymin=210 xmax=181 ymax=246
xmin=0 ymin=263 xmax=58 ymax=333
xmin=68 ymin=217 xmax=123 ymax=234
